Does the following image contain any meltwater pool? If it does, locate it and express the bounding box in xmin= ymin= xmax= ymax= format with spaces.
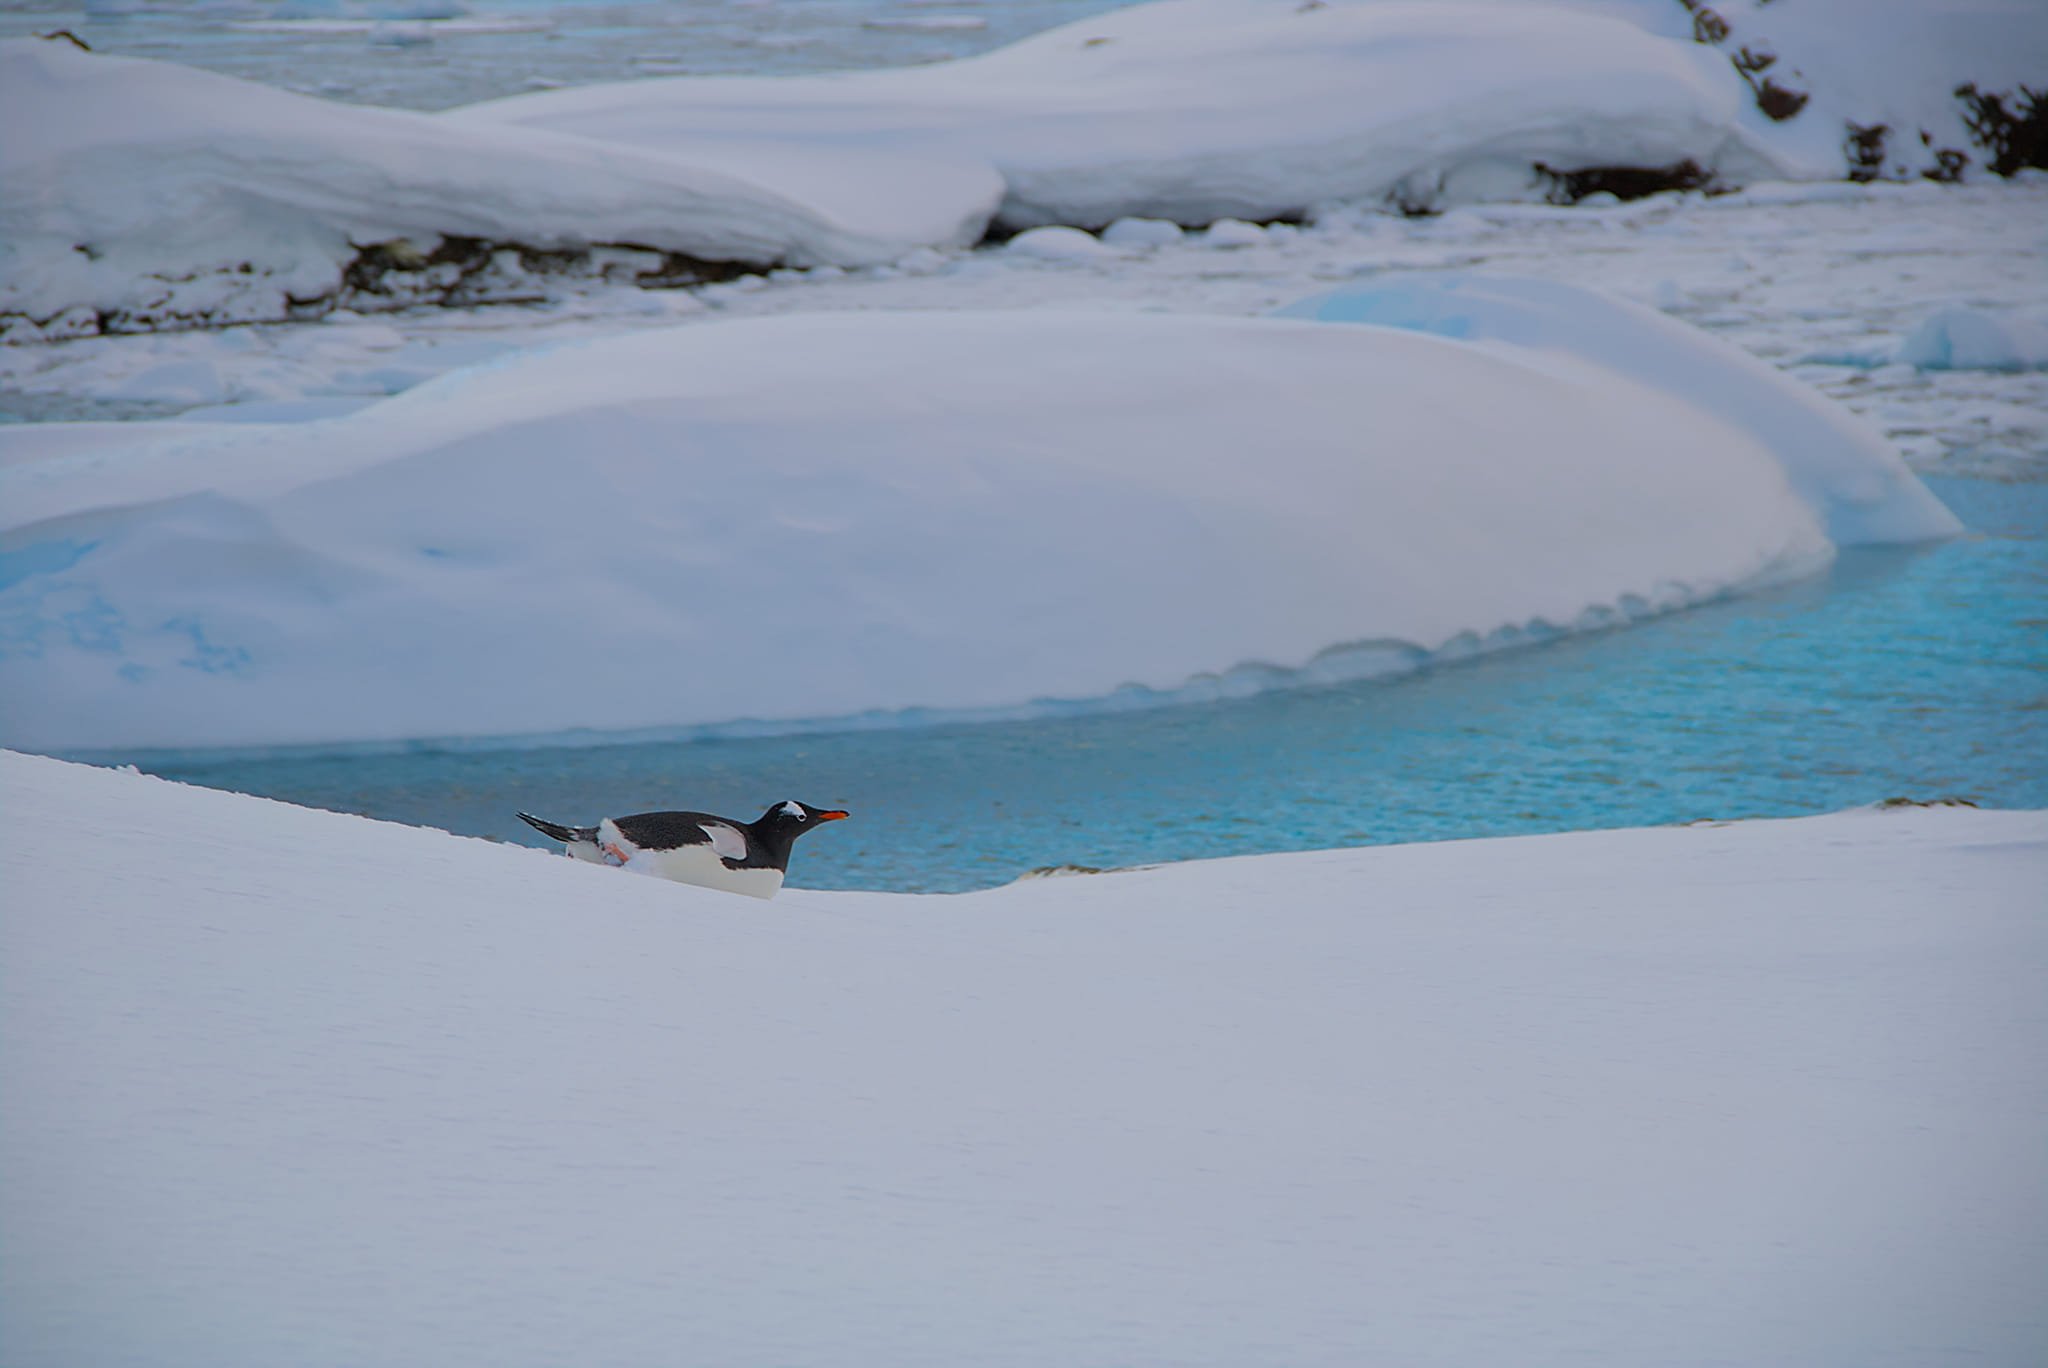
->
xmin=122 ymin=477 xmax=2046 ymax=892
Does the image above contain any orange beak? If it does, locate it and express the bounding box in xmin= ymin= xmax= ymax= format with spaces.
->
xmin=816 ymin=809 xmax=850 ymax=822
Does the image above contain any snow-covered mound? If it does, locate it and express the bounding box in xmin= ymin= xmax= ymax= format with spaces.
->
xmin=5 ymin=749 xmax=2045 ymax=1367
xmin=0 ymin=37 xmax=999 ymax=338
xmin=0 ymin=304 xmax=1954 ymax=753
xmin=1276 ymin=273 xmax=1962 ymax=544
xmin=454 ymin=0 xmax=1788 ymax=229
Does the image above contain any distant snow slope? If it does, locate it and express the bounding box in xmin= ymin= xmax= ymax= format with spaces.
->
xmin=4 ymin=749 xmax=2044 ymax=1368
xmin=0 ymin=303 xmax=1901 ymax=751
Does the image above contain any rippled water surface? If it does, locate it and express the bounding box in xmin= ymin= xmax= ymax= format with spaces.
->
xmin=121 ymin=477 xmax=2047 ymax=892
xmin=0 ymin=0 xmax=1133 ymax=108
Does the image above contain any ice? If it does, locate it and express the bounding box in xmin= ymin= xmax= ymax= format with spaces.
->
xmin=4 ymin=748 xmax=2044 ymax=1368
xmin=1896 ymin=306 xmax=2048 ymax=373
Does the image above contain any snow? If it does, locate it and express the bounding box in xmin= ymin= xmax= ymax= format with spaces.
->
xmin=1200 ymin=218 xmax=1272 ymax=249
xmin=0 ymin=37 xmax=998 ymax=333
xmin=1003 ymin=224 xmax=1124 ymax=261
xmin=1896 ymin=305 xmax=2048 ymax=373
xmin=5 ymin=292 xmax=1951 ymax=752
xmin=7 ymin=177 xmax=2040 ymax=478
xmin=9 ymin=1 xmax=2044 ymax=338
xmin=1100 ymin=216 xmax=1186 ymax=248
xmin=1276 ymin=273 xmax=1961 ymax=545
xmin=454 ymin=0 xmax=1789 ymax=232
xmin=4 ymin=749 xmax=2044 ymax=1367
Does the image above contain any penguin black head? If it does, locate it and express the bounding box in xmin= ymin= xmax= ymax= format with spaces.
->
xmin=753 ymin=800 xmax=849 ymax=847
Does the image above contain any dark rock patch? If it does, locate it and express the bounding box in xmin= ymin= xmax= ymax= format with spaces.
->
xmin=1956 ymin=83 xmax=2048 ymax=176
xmin=1537 ymin=159 xmax=1716 ymax=204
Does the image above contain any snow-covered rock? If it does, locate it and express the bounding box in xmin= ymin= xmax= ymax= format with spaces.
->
xmin=1100 ymin=216 xmax=1187 ymax=249
xmin=1003 ymin=225 xmax=1120 ymax=261
xmin=1895 ymin=305 xmax=2048 ymax=373
xmin=1277 ymin=273 xmax=1961 ymax=545
xmin=5 ymin=748 xmax=2045 ymax=1368
xmin=0 ymin=37 xmax=1000 ymax=333
xmin=456 ymin=0 xmax=1790 ymax=230
xmin=1199 ymin=218 xmax=1271 ymax=249
xmin=0 ymin=301 xmax=1952 ymax=752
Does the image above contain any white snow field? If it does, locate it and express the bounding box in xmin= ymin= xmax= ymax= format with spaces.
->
xmin=3 ymin=750 xmax=2044 ymax=1367
xmin=9 ymin=0 xmax=2046 ymax=337
xmin=0 ymin=289 xmax=1961 ymax=753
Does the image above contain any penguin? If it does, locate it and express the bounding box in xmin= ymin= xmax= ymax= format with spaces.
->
xmin=516 ymin=800 xmax=848 ymax=899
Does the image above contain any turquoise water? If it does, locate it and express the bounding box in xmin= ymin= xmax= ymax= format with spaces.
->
xmin=124 ymin=477 xmax=2046 ymax=892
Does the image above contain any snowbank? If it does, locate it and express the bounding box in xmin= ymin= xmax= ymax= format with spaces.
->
xmin=0 ymin=38 xmax=999 ymax=335
xmin=1277 ymin=274 xmax=1962 ymax=544
xmin=4 ymin=749 xmax=2045 ymax=1368
xmin=0 ymin=307 xmax=1867 ymax=752
xmin=455 ymin=0 xmax=1788 ymax=229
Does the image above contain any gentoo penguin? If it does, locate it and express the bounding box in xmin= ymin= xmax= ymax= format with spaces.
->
xmin=516 ymin=800 xmax=848 ymax=899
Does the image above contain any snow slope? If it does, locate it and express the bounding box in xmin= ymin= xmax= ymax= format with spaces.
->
xmin=0 ymin=301 xmax=1920 ymax=752
xmin=1277 ymin=273 xmax=1960 ymax=544
xmin=4 ymin=750 xmax=2044 ymax=1367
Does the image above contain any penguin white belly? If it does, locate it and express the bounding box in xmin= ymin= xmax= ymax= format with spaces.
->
xmin=599 ymin=819 xmax=785 ymax=899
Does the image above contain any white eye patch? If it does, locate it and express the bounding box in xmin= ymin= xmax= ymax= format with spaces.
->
xmin=779 ymin=801 xmax=805 ymax=820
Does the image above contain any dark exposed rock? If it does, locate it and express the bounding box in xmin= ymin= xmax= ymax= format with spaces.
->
xmin=1844 ymin=123 xmax=1889 ymax=182
xmin=1 ymin=237 xmax=765 ymax=343
xmin=1956 ymin=82 xmax=2048 ymax=176
xmin=1537 ymin=159 xmax=1716 ymax=204
xmin=1753 ymin=77 xmax=1809 ymax=122
xmin=1924 ymin=145 xmax=1970 ymax=183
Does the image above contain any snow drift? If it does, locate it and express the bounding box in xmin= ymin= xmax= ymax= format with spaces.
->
xmin=0 ymin=36 xmax=1000 ymax=337
xmin=0 ymin=297 xmax=1955 ymax=752
xmin=4 ymin=749 xmax=2045 ymax=1368
xmin=453 ymin=0 xmax=1788 ymax=229
xmin=1276 ymin=273 xmax=1962 ymax=544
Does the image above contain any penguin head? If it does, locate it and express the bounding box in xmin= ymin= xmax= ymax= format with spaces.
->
xmin=758 ymin=800 xmax=850 ymax=839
